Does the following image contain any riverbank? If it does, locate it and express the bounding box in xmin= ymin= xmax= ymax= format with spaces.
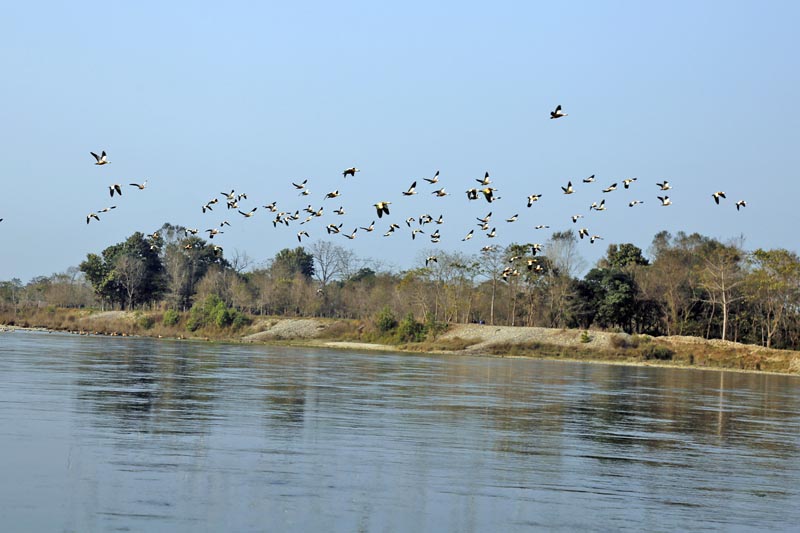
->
xmin=2 ymin=308 xmax=799 ymax=375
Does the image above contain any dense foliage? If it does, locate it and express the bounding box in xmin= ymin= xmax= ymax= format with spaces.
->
xmin=3 ymin=223 xmax=800 ymax=350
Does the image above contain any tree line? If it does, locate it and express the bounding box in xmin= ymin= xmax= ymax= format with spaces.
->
xmin=2 ymin=222 xmax=799 ymax=350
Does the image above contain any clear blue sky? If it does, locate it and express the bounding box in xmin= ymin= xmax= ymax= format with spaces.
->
xmin=1 ymin=1 xmax=798 ymax=281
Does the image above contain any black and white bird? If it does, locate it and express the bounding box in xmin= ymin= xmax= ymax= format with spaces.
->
xmin=476 ymin=172 xmax=491 ymax=186
xmin=628 ymin=200 xmax=644 ymax=207
xmin=297 ymin=230 xmax=309 ymax=242
xmin=98 ymin=206 xmax=116 ymax=213
xmin=292 ymin=179 xmax=308 ymax=189
xmin=578 ymin=228 xmax=589 ymax=239
xmin=325 ymin=190 xmax=340 ymax=200
xmin=527 ymin=194 xmax=542 ymax=207
xmin=333 ymin=206 xmax=346 ymax=216
xmin=583 ymin=175 xmax=596 ymax=183
xmin=550 ymin=105 xmax=567 ymax=119
xmin=590 ymin=235 xmax=603 ymax=244
xmin=657 ymin=196 xmax=672 ymax=206
xmin=589 ymin=199 xmax=605 ymax=211
xmin=562 ymin=181 xmax=574 ymax=195
xmin=572 ymin=214 xmax=584 ymax=223
xmin=238 ymin=208 xmax=257 ymax=218
xmin=425 ymin=256 xmax=438 ymax=267
xmin=342 ymin=167 xmax=360 ymax=178
xmin=374 ymin=201 xmax=391 ymax=218
xmin=462 ymin=229 xmax=474 ymax=241
xmin=344 ymin=228 xmax=358 ymax=240
xmin=505 ymin=214 xmax=518 ymax=223
xmin=424 ymin=170 xmax=440 ymax=184
xmin=623 ymin=178 xmax=637 ymax=189
xmin=602 ymin=183 xmax=618 ymax=193
xmin=402 ymin=181 xmax=417 ymax=196
xmin=656 ymin=181 xmax=671 ymax=191
xmin=130 ymin=180 xmax=148 ymax=190
xmin=712 ymin=191 xmax=726 ymax=204
xmin=432 ymin=188 xmax=447 ymax=197
xmin=735 ymin=200 xmax=747 ymax=211
xmin=480 ymin=188 xmax=496 ymax=203
xmin=534 ymin=224 xmax=550 ymax=229
xmin=360 ymin=221 xmax=375 ymax=232
xmin=466 ymin=188 xmax=479 ymax=200
xmin=86 ymin=212 xmax=100 ymax=224
xmin=109 ymin=184 xmax=122 ymax=197
xmin=91 ymin=151 xmax=109 ymax=165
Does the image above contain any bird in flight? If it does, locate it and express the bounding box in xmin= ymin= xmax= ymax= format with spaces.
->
xmin=98 ymin=206 xmax=116 ymax=213
xmin=562 ymin=181 xmax=574 ymax=195
xmin=360 ymin=221 xmax=375 ymax=232
xmin=462 ymin=229 xmax=474 ymax=241
xmin=628 ymin=200 xmax=644 ymax=207
xmin=424 ymin=170 xmax=440 ymax=184
xmin=735 ymin=200 xmax=747 ymax=211
xmin=325 ymin=190 xmax=340 ymax=200
xmin=481 ymin=188 xmax=496 ymax=203
xmin=590 ymin=199 xmax=606 ymax=211
xmin=86 ymin=212 xmax=100 ymax=224
xmin=297 ymin=230 xmax=309 ymax=242
xmin=712 ymin=191 xmax=726 ymax=204
xmin=583 ymin=175 xmax=596 ymax=183
xmin=527 ymin=194 xmax=542 ymax=207
xmin=373 ymin=201 xmax=391 ymax=218
xmin=91 ymin=151 xmax=109 ymax=165
xmin=657 ymin=196 xmax=672 ymax=206
xmin=623 ymin=178 xmax=637 ymax=189
xmin=656 ymin=181 xmax=671 ymax=191
xmin=129 ymin=180 xmax=148 ymax=190
xmin=476 ymin=172 xmax=491 ymax=185
xmin=432 ymin=188 xmax=447 ymax=197
xmin=402 ymin=181 xmax=418 ymax=196
xmin=466 ymin=188 xmax=479 ymax=201
xmin=425 ymin=256 xmax=438 ymax=267
xmin=238 ymin=208 xmax=257 ymax=218
xmin=550 ymin=105 xmax=567 ymax=119
xmin=292 ymin=179 xmax=308 ymax=189
xmin=342 ymin=167 xmax=360 ymax=178
xmin=602 ymin=183 xmax=618 ymax=193
xmin=109 ymin=184 xmax=122 ymax=197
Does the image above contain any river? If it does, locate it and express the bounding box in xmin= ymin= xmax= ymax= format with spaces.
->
xmin=1 ymin=330 xmax=798 ymax=532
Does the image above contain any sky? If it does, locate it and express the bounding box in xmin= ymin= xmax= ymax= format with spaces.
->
xmin=1 ymin=1 xmax=798 ymax=281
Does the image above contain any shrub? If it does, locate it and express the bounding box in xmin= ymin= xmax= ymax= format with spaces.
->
xmin=580 ymin=331 xmax=592 ymax=343
xmin=640 ymin=344 xmax=675 ymax=361
xmin=375 ymin=306 xmax=398 ymax=333
xmin=231 ymin=313 xmax=251 ymax=331
xmin=137 ymin=314 xmax=155 ymax=330
xmin=397 ymin=313 xmax=425 ymax=343
xmin=423 ymin=314 xmax=448 ymax=340
xmin=163 ymin=309 xmax=180 ymax=327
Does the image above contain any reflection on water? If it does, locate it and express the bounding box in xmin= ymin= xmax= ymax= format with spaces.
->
xmin=1 ymin=331 xmax=799 ymax=532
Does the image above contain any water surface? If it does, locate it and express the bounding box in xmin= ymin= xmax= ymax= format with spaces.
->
xmin=1 ymin=331 xmax=798 ymax=532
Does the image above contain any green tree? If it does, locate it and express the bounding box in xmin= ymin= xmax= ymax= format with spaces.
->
xmin=271 ymin=247 xmax=315 ymax=279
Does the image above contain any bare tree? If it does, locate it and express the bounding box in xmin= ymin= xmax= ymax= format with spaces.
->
xmin=698 ymin=243 xmax=745 ymax=341
xmin=115 ymin=255 xmax=146 ymax=310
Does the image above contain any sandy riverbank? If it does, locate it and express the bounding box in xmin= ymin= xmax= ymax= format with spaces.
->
xmin=2 ymin=311 xmax=799 ymax=375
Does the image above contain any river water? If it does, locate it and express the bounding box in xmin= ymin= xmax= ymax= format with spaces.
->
xmin=1 ymin=331 xmax=798 ymax=532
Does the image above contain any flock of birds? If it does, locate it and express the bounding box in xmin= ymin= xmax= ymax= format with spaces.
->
xmin=6 ymin=105 xmax=747 ymax=277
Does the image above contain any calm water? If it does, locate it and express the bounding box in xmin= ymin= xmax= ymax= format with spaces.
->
xmin=1 ymin=331 xmax=799 ymax=532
